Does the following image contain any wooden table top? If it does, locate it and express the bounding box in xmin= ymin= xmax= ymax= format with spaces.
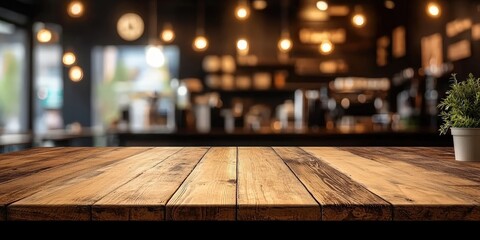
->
xmin=0 ymin=147 xmax=479 ymax=221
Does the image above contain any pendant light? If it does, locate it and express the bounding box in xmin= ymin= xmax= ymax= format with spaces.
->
xmin=236 ymin=38 xmax=249 ymax=55
xmin=67 ymin=0 xmax=84 ymax=18
xmin=319 ymin=39 xmax=334 ymax=55
xmin=426 ymin=1 xmax=441 ymax=18
xmin=146 ymin=0 xmax=165 ymax=68
xmin=161 ymin=22 xmax=175 ymax=43
xmin=316 ymin=1 xmax=328 ymax=11
xmin=351 ymin=5 xmax=366 ymax=28
xmin=235 ymin=0 xmax=251 ymax=21
xmin=278 ymin=0 xmax=292 ymax=53
xmin=193 ymin=0 xmax=208 ymax=51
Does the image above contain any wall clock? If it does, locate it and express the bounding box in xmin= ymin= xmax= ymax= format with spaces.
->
xmin=117 ymin=13 xmax=144 ymax=41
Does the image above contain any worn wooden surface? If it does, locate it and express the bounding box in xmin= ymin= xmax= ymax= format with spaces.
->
xmin=237 ymin=147 xmax=320 ymax=220
xmin=166 ymin=147 xmax=237 ymax=220
xmin=1 ymin=147 xmax=480 ymax=221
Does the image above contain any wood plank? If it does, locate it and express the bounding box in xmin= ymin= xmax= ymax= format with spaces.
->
xmin=0 ymin=148 xmax=114 ymax=183
xmin=273 ymin=147 xmax=391 ymax=221
xmin=344 ymin=147 xmax=480 ymax=184
xmin=8 ymin=147 xmax=181 ymax=221
xmin=303 ymin=147 xmax=480 ymax=220
xmin=237 ymin=147 xmax=320 ymax=221
xmin=0 ymin=148 xmax=81 ymax=170
xmin=0 ymin=147 xmax=65 ymax=161
xmin=166 ymin=147 xmax=236 ymax=221
xmin=1 ymin=147 xmax=153 ymax=220
xmin=93 ymin=147 xmax=209 ymax=221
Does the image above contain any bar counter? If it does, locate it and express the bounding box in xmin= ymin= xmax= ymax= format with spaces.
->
xmin=1 ymin=146 xmax=479 ymax=221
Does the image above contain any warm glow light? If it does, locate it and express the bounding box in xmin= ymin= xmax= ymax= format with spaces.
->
xmin=193 ymin=35 xmax=208 ymax=51
xmin=161 ymin=24 xmax=175 ymax=43
xmin=341 ymin=98 xmax=350 ymax=109
xmin=427 ymin=2 xmax=441 ymax=17
xmin=236 ymin=38 xmax=249 ymax=55
xmin=69 ymin=66 xmax=83 ymax=82
xmin=37 ymin=29 xmax=52 ymax=43
xmin=68 ymin=1 xmax=84 ymax=18
xmin=352 ymin=14 xmax=366 ymax=27
xmin=235 ymin=5 xmax=250 ymax=20
xmin=62 ymin=52 xmax=76 ymax=66
xmin=316 ymin=1 xmax=328 ymax=11
xmin=145 ymin=45 xmax=165 ymax=68
xmin=252 ymin=0 xmax=267 ymax=10
xmin=319 ymin=40 xmax=334 ymax=54
xmin=384 ymin=0 xmax=395 ymax=9
xmin=278 ymin=37 xmax=292 ymax=52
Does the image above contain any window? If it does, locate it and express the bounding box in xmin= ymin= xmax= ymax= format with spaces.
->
xmin=92 ymin=45 xmax=180 ymax=131
xmin=0 ymin=20 xmax=27 ymax=133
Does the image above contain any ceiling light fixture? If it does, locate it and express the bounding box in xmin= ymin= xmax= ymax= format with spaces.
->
xmin=236 ymin=38 xmax=249 ymax=55
xmin=69 ymin=66 xmax=84 ymax=82
xmin=67 ymin=0 xmax=84 ymax=18
xmin=193 ymin=0 xmax=209 ymax=51
xmin=278 ymin=0 xmax=292 ymax=53
xmin=37 ymin=28 xmax=52 ymax=43
xmin=352 ymin=6 xmax=366 ymax=27
xmin=161 ymin=22 xmax=175 ymax=43
xmin=427 ymin=2 xmax=441 ymax=17
xmin=146 ymin=0 xmax=165 ymax=68
xmin=319 ymin=40 xmax=334 ymax=55
xmin=316 ymin=1 xmax=328 ymax=11
xmin=235 ymin=0 xmax=251 ymax=20
xmin=62 ymin=51 xmax=76 ymax=66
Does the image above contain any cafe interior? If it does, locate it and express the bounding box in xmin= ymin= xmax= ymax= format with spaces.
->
xmin=0 ymin=0 xmax=478 ymax=152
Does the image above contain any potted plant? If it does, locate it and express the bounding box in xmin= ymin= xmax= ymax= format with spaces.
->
xmin=438 ymin=73 xmax=480 ymax=161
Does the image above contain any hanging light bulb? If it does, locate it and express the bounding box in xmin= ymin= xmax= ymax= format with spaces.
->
xmin=235 ymin=0 xmax=250 ymax=20
xmin=67 ymin=1 xmax=84 ymax=18
xmin=427 ymin=2 xmax=441 ymax=17
xmin=316 ymin=1 xmax=328 ymax=11
xmin=62 ymin=51 xmax=76 ymax=66
xmin=69 ymin=66 xmax=84 ymax=82
xmin=319 ymin=40 xmax=334 ymax=55
xmin=37 ymin=28 xmax=52 ymax=43
xmin=278 ymin=32 xmax=292 ymax=52
xmin=193 ymin=0 xmax=209 ymax=51
xmin=144 ymin=0 xmax=165 ymax=67
xmin=161 ymin=23 xmax=175 ymax=43
xmin=193 ymin=35 xmax=208 ymax=51
xmin=352 ymin=13 xmax=366 ymax=27
xmin=351 ymin=5 xmax=366 ymax=27
xmin=146 ymin=45 xmax=165 ymax=68
xmin=236 ymin=38 xmax=249 ymax=55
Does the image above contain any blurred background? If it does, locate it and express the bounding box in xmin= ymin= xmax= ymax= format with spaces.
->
xmin=1 ymin=0 xmax=478 ymax=151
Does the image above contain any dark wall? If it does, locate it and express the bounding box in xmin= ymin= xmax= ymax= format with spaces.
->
xmin=32 ymin=0 xmax=480 ymax=127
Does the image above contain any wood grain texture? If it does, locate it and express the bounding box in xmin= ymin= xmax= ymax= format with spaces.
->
xmin=93 ymin=147 xmax=209 ymax=221
xmin=302 ymin=147 xmax=480 ymax=220
xmin=0 ymin=148 xmax=147 ymax=220
xmin=0 ymin=148 xmax=80 ymax=171
xmin=0 ymin=148 xmax=113 ymax=183
xmin=6 ymin=147 xmax=177 ymax=220
xmin=273 ymin=147 xmax=391 ymax=221
xmin=166 ymin=147 xmax=237 ymax=221
xmin=344 ymin=147 xmax=480 ymax=183
xmin=237 ymin=147 xmax=320 ymax=220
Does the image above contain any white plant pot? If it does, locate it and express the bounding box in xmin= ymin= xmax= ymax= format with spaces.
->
xmin=451 ymin=128 xmax=480 ymax=162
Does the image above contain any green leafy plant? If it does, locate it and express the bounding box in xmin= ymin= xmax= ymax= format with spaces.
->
xmin=438 ymin=73 xmax=480 ymax=134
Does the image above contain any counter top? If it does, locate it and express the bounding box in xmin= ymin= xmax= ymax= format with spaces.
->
xmin=1 ymin=147 xmax=479 ymax=221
